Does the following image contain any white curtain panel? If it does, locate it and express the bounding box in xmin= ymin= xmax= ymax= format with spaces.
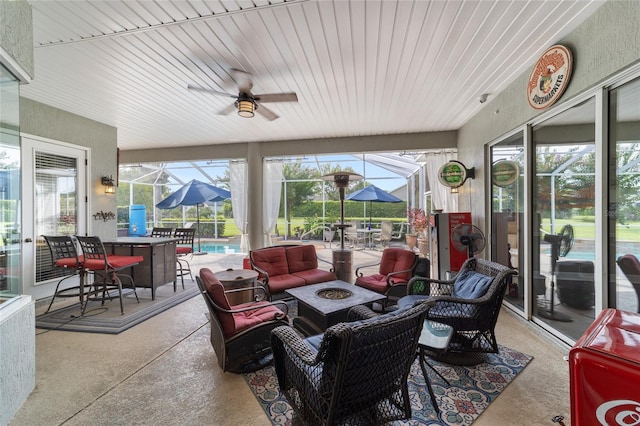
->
xmin=424 ymin=152 xmax=459 ymax=212
xmin=263 ymin=160 xmax=284 ymax=246
xmin=229 ymin=160 xmax=249 ymax=252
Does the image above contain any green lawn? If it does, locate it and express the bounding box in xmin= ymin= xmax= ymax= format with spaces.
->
xmin=188 ymin=216 xmax=640 ymax=243
xmin=539 ymin=218 xmax=640 ymax=241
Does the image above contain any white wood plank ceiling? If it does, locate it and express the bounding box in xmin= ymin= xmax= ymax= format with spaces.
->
xmin=21 ymin=0 xmax=605 ymax=150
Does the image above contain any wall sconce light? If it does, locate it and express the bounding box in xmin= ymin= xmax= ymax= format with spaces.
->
xmin=101 ymin=175 xmax=116 ymax=194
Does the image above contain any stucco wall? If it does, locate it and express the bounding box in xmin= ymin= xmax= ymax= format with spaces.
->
xmin=0 ymin=0 xmax=34 ymax=79
xmin=0 ymin=297 xmax=35 ymax=426
xmin=20 ymin=98 xmax=119 ymax=238
xmin=457 ymin=0 xmax=640 ymax=225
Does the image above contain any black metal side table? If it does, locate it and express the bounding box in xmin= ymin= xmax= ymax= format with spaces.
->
xmin=417 ymin=320 xmax=454 ymax=413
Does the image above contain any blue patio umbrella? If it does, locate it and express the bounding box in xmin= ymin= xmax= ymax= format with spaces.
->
xmin=156 ymin=179 xmax=231 ymax=253
xmin=346 ymin=185 xmax=402 ymax=228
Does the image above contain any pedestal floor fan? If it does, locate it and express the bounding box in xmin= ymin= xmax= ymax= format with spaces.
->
xmin=451 ymin=224 xmax=486 ymax=258
xmin=538 ymin=224 xmax=574 ymax=322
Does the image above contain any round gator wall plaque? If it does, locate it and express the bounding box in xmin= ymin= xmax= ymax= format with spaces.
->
xmin=526 ymin=45 xmax=572 ymax=110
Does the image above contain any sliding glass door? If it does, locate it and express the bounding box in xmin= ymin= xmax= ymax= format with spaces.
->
xmin=532 ymin=98 xmax=596 ymax=341
xmin=609 ymin=76 xmax=640 ymax=313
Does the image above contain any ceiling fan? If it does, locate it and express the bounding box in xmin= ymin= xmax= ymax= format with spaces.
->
xmin=187 ymin=69 xmax=298 ymax=121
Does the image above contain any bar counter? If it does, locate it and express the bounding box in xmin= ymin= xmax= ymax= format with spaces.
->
xmin=102 ymin=237 xmax=177 ymax=300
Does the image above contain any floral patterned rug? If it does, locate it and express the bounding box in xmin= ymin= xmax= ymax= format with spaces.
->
xmin=244 ymin=345 xmax=532 ymax=425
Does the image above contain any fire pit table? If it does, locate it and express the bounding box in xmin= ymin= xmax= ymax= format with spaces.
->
xmin=285 ymin=280 xmax=385 ymax=336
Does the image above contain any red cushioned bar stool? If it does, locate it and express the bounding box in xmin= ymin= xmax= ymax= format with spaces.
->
xmin=75 ymin=235 xmax=143 ymax=315
xmin=43 ymin=235 xmax=86 ymax=313
xmin=174 ymin=227 xmax=195 ymax=289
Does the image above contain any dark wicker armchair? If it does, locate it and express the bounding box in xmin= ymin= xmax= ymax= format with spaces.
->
xmin=270 ymin=301 xmax=431 ymax=425
xmin=398 ymin=257 xmax=516 ymax=356
xmin=196 ymin=268 xmax=289 ymax=373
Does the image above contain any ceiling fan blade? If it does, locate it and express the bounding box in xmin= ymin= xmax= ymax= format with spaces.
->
xmin=187 ymin=85 xmax=236 ymax=99
xmin=255 ymin=93 xmax=298 ymax=103
xmin=256 ymin=104 xmax=279 ymax=121
xmin=230 ymin=68 xmax=253 ymax=93
xmin=217 ymin=103 xmax=237 ymax=116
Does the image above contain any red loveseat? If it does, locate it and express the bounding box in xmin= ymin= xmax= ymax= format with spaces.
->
xmin=249 ymin=245 xmax=337 ymax=299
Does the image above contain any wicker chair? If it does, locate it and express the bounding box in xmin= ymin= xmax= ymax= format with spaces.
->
xmin=270 ymin=301 xmax=431 ymax=425
xmin=196 ymin=268 xmax=289 ymax=373
xmin=398 ymin=257 xmax=516 ymax=357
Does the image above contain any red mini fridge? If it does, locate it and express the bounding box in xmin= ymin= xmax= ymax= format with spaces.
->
xmin=569 ymin=308 xmax=640 ymax=425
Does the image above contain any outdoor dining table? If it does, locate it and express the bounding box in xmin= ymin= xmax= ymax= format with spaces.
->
xmin=357 ymin=228 xmax=381 ymax=248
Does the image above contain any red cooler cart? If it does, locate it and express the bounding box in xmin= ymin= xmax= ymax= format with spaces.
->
xmin=569 ymin=308 xmax=640 ymax=425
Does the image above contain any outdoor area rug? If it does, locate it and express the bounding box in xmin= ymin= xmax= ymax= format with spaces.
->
xmin=244 ymin=345 xmax=532 ymax=425
xmin=35 ymin=282 xmax=199 ymax=334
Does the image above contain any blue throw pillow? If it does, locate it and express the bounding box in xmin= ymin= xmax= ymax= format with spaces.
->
xmin=452 ymin=270 xmax=493 ymax=299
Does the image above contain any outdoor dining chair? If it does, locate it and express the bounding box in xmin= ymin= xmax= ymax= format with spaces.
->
xmin=174 ymin=227 xmax=196 ymax=288
xmin=373 ymin=220 xmax=393 ymax=247
xmin=150 ymin=227 xmax=173 ymax=237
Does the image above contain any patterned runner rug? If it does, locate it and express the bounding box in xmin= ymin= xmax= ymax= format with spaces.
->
xmin=244 ymin=345 xmax=532 ymax=425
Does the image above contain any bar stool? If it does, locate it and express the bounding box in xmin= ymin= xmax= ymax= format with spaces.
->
xmin=43 ymin=235 xmax=86 ymax=313
xmin=174 ymin=228 xmax=195 ymax=289
xmin=75 ymin=235 xmax=143 ymax=315
xmin=151 ymin=227 xmax=173 ymax=237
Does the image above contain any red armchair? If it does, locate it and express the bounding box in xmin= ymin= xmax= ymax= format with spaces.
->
xmin=196 ymin=267 xmax=290 ymax=373
xmin=355 ymin=247 xmax=418 ymax=307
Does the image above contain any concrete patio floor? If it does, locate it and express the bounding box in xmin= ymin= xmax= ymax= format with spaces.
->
xmin=10 ymin=242 xmax=572 ymax=425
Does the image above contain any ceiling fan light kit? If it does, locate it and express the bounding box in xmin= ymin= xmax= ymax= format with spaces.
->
xmin=237 ymin=98 xmax=256 ymax=118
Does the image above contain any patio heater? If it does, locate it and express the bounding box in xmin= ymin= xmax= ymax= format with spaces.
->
xmin=321 ymin=172 xmax=363 ymax=282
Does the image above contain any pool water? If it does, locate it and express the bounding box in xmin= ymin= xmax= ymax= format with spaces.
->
xmin=197 ymin=242 xmax=242 ymax=254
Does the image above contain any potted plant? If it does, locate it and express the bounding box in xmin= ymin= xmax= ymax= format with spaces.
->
xmin=407 ymin=208 xmax=429 ymax=251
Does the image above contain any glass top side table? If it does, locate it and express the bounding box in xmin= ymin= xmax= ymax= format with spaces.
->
xmin=417 ymin=320 xmax=454 ymax=413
